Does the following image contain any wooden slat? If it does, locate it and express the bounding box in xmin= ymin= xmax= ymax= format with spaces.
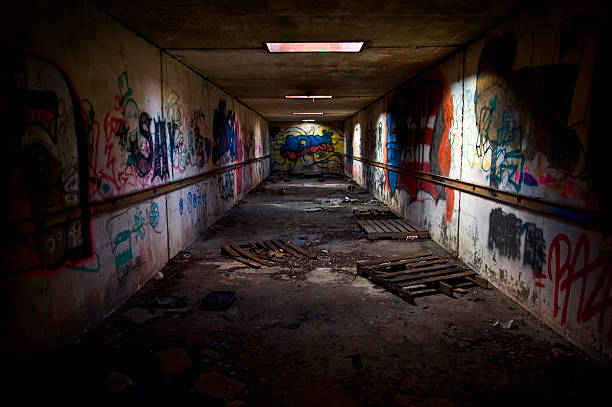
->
xmin=395 ymin=219 xmax=418 ymax=232
xmin=380 ymin=219 xmax=403 ymax=233
xmin=466 ymin=275 xmax=492 ymax=289
xmin=357 ymin=269 xmax=415 ymax=305
xmin=372 ymin=219 xmax=394 ymax=233
xmin=368 ymin=256 xmax=440 ymax=272
xmin=397 ymin=270 xmax=475 ymax=287
xmin=438 ymin=281 xmax=454 ymax=298
xmin=356 ymin=219 xmax=377 ymax=234
xmin=386 ymin=219 xmax=410 ymax=232
xmin=283 ymin=241 xmax=312 ymax=258
xmin=262 ymin=240 xmax=280 ymax=252
xmin=387 ymin=266 xmax=468 ymax=284
xmin=357 ymin=253 xmax=434 ymax=268
xmin=374 ymin=260 xmax=449 ymax=277
xmin=221 ymin=245 xmax=261 ymax=268
xmin=365 ymin=219 xmax=385 ymax=233
xmin=272 ymin=240 xmax=303 ymax=258
xmin=230 ymin=244 xmax=276 ymax=267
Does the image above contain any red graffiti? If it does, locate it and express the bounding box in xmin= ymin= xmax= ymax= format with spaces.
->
xmin=534 ymin=234 xmax=612 ymax=342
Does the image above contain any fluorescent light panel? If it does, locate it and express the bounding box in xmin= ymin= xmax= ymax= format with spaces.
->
xmin=292 ymin=112 xmax=324 ymax=115
xmin=266 ymin=42 xmax=364 ymax=53
xmin=302 ymin=119 xmax=315 ymax=122
xmin=285 ymin=95 xmax=332 ymax=99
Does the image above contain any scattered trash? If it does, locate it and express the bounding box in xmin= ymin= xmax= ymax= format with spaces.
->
xmin=156 ymin=347 xmax=193 ymax=374
xmin=194 ymin=372 xmax=246 ymax=400
xmin=321 ymin=249 xmax=329 ymax=254
xmin=344 ymin=196 xmax=350 ymax=202
xmin=493 ymin=319 xmax=514 ymax=329
xmin=154 ymin=271 xmax=164 ymax=280
xmin=484 ymin=318 xmax=496 ymax=323
xmin=348 ymin=186 xmax=355 ymax=191
xmin=278 ymin=189 xmax=285 ymax=195
xmin=201 ymin=291 xmax=237 ymax=311
xmin=406 ymin=235 xmax=418 ymax=240
xmin=122 ymin=307 xmax=157 ymax=324
xmin=351 ymin=354 xmax=363 ymax=368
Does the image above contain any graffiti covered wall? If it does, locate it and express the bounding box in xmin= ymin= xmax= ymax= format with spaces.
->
xmin=344 ymin=0 xmax=610 ymax=360
xmin=271 ymin=122 xmax=344 ymax=174
xmin=1 ymin=0 xmax=269 ymax=358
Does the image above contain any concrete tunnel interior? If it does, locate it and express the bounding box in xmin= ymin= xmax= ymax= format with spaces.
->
xmin=2 ymin=0 xmax=612 ymax=405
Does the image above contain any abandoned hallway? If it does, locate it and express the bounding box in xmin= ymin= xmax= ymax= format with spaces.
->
xmin=3 ymin=0 xmax=612 ymax=406
xmin=7 ymin=175 xmax=611 ymax=406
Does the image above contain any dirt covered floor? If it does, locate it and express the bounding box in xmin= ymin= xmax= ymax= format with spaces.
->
xmin=10 ymin=174 xmax=611 ymax=406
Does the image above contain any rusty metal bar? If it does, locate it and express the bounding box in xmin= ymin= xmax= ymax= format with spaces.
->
xmin=344 ymin=154 xmax=599 ymax=226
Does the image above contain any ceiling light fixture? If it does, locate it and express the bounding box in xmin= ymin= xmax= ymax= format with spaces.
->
xmin=292 ymin=112 xmax=324 ymax=115
xmin=285 ymin=95 xmax=333 ymax=99
xmin=266 ymin=42 xmax=364 ymax=53
xmin=302 ymin=119 xmax=315 ymax=122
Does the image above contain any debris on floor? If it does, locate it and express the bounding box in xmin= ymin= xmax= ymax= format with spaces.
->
xmin=356 ymin=252 xmax=489 ymax=304
xmin=353 ymin=208 xmax=429 ymax=240
xmin=221 ymin=240 xmax=313 ymax=268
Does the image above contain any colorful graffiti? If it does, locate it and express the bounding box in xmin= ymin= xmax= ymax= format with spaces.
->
xmin=272 ymin=124 xmax=344 ymax=173
xmin=535 ymin=233 xmax=612 ymax=342
xmin=3 ymin=48 xmax=93 ymax=278
xmin=384 ymin=72 xmax=455 ymax=221
xmin=212 ymin=99 xmax=238 ymax=164
xmin=106 ymin=201 xmax=164 ymax=283
xmin=472 ymin=16 xmax=599 ymax=207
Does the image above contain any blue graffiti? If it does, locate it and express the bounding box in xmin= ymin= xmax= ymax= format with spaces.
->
xmin=131 ymin=207 xmax=146 ymax=241
xmin=212 ymin=100 xmax=238 ymax=163
xmin=386 ymin=112 xmax=402 ymax=196
xmin=179 ymin=198 xmax=184 ymax=215
xmin=280 ymin=130 xmax=334 ymax=161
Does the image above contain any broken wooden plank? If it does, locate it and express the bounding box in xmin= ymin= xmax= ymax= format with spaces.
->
xmin=386 ymin=266 xmax=467 ymax=284
xmin=282 ymin=241 xmax=313 ymax=258
xmin=397 ymin=270 xmax=475 ymax=287
xmin=356 ymin=253 xmax=434 ymax=268
xmin=221 ymin=245 xmax=262 ymax=268
xmin=438 ymin=281 xmax=454 ymax=298
xmin=357 ymin=268 xmax=415 ymax=305
xmin=367 ymin=256 xmax=442 ymax=273
xmin=229 ymin=244 xmax=276 ymax=267
xmin=466 ymin=275 xmax=492 ymax=289
xmin=271 ymin=240 xmax=303 ymax=258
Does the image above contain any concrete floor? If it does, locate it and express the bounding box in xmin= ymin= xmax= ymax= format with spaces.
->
xmin=10 ymin=174 xmax=611 ymax=406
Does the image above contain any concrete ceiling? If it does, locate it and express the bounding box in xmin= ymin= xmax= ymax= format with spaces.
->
xmin=94 ymin=0 xmax=531 ymax=122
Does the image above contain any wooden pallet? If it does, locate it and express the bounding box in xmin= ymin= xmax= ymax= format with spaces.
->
xmin=221 ymin=239 xmax=313 ymax=268
xmin=356 ymin=252 xmax=490 ymax=304
xmin=353 ymin=209 xmax=429 ymax=240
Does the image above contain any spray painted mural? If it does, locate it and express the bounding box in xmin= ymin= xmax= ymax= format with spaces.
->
xmin=3 ymin=48 xmax=93 ymax=278
xmin=344 ymin=3 xmax=609 ymax=357
xmin=468 ymin=14 xmax=600 ymax=208
xmin=271 ymin=123 xmax=344 ymax=174
xmin=383 ymin=71 xmax=456 ymax=222
xmin=85 ymin=72 xmax=215 ymax=199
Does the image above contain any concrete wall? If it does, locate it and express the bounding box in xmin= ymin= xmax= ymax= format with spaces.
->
xmin=270 ymin=122 xmax=344 ymax=174
xmin=1 ymin=0 xmax=269 ymax=358
xmin=344 ymin=0 xmax=611 ymax=360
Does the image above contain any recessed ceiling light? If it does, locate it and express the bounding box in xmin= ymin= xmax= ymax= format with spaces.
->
xmin=266 ymin=42 xmax=364 ymax=53
xmin=302 ymin=119 xmax=315 ymax=122
xmin=292 ymin=112 xmax=324 ymax=115
xmin=286 ymin=95 xmax=333 ymax=99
